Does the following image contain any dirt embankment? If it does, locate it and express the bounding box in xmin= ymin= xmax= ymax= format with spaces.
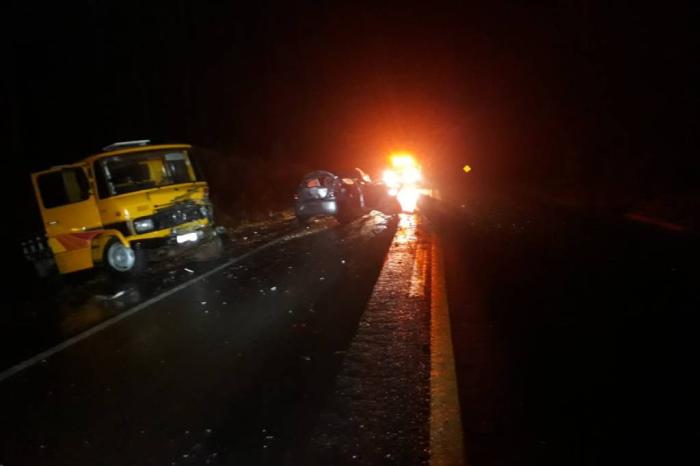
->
xmin=197 ymin=149 xmax=311 ymax=227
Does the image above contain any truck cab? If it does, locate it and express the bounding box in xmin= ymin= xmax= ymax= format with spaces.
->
xmin=28 ymin=140 xmax=219 ymax=276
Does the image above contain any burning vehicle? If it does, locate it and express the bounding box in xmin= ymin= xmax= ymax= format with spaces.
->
xmin=23 ymin=140 xmax=221 ymax=277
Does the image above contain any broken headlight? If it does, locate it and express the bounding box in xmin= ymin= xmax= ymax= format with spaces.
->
xmin=134 ymin=218 xmax=155 ymax=233
xmin=200 ymin=204 xmax=213 ymax=220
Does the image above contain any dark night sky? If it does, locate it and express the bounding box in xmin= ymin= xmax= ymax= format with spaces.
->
xmin=3 ymin=1 xmax=698 ymax=204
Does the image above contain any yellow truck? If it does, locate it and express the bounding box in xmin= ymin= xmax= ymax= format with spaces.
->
xmin=24 ymin=140 xmax=221 ymax=276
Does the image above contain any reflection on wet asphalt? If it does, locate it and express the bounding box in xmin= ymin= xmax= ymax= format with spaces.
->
xmin=0 ymin=210 xmax=435 ymax=465
xmin=307 ymin=213 xmax=431 ymax=465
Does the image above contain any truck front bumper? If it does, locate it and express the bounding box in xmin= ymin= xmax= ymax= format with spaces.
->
xmin=133 ymin=224 xmax=220 ymax=261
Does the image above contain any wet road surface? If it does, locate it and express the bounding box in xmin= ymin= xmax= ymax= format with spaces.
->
xmin=308 ymin=214 xmax=431 ymax=464
xmin=2 ymin=213 xmax=306 ymax=372
xmin=6 ymin=194 xmax=696 ymax=466
xmin=1 ymin=211 xmax=434 ymax=465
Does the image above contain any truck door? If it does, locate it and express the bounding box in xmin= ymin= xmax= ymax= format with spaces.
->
xmin=31 ymin=164 xmax=103 ymax=274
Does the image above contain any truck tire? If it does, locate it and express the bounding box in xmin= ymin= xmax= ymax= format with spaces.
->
xmin=103 ymin=239 xmax=147 ymax=277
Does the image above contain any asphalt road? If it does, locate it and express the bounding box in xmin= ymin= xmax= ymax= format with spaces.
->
xmin=4 ymin=195 xmax=697 ymax=466
xmin=1 ymin=211 xmax=433 ymax=466
xmin=425 ymin=195 xmax=700 ymax=466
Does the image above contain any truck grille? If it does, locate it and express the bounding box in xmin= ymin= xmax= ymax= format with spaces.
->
xmin=153 ymin=202 xmax=205 ymax=230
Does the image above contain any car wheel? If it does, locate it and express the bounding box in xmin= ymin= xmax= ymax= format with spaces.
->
xmin=336 ymin=202 xmax=355 ymax=225
xmin=104 ymin=239 xmax=147 ymax=277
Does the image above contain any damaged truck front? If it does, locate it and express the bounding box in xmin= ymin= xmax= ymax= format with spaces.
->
xmin=24 ymin=141 xmax=221 ymax=277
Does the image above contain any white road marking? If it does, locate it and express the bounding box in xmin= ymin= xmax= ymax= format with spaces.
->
xmin=0 ymin=227 xmax=321 ymax=384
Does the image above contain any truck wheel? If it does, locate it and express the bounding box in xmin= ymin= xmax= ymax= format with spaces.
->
xmin=104 ymin=239 xmax=146 ymax=277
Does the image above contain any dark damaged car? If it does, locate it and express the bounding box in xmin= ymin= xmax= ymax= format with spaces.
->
xmin=294 ymin=169 xmax=399 ymax=225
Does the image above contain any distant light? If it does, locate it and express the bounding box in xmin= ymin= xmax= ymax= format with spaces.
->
xmin=389 ymin=153 xmax=417 ymax=169
xmin=463 ymin=165 xmax=472 ymax=173
xmin=384 ymin=153 xmax=422 ymax=212
xmin=383 ymin=169 xmax=400 ymax=188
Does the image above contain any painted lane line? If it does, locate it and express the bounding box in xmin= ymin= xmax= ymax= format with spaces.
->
xmin=430 ymin=234 xmax=466 ymax=466
xmin=0 ymin=227 xmax=321 ymax=384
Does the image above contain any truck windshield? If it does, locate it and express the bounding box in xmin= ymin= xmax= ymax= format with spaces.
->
xmin=95 ymin=149 xmax=197 ymax=198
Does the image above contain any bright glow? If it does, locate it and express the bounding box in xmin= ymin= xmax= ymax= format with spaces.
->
xmin=397 ymin=186 xmax=420 ymax=212
xmin=383 ymin=169 xmax=400 ymax=188
xmin=390 ymin=154 xmax=415 ymax=167
xmin=463 ymin=164 xmax=472 ymax=173
xmin=394 ymin=213 xmax=417 ymax=244
xmin=383 ymin=152 xmax=422 ymax=212
xmin=403 ymin=166 xmax=422 ymax=184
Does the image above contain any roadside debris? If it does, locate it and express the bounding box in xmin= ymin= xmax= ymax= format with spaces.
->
xmin=95 ymin=289 xmax=127 ymax=301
